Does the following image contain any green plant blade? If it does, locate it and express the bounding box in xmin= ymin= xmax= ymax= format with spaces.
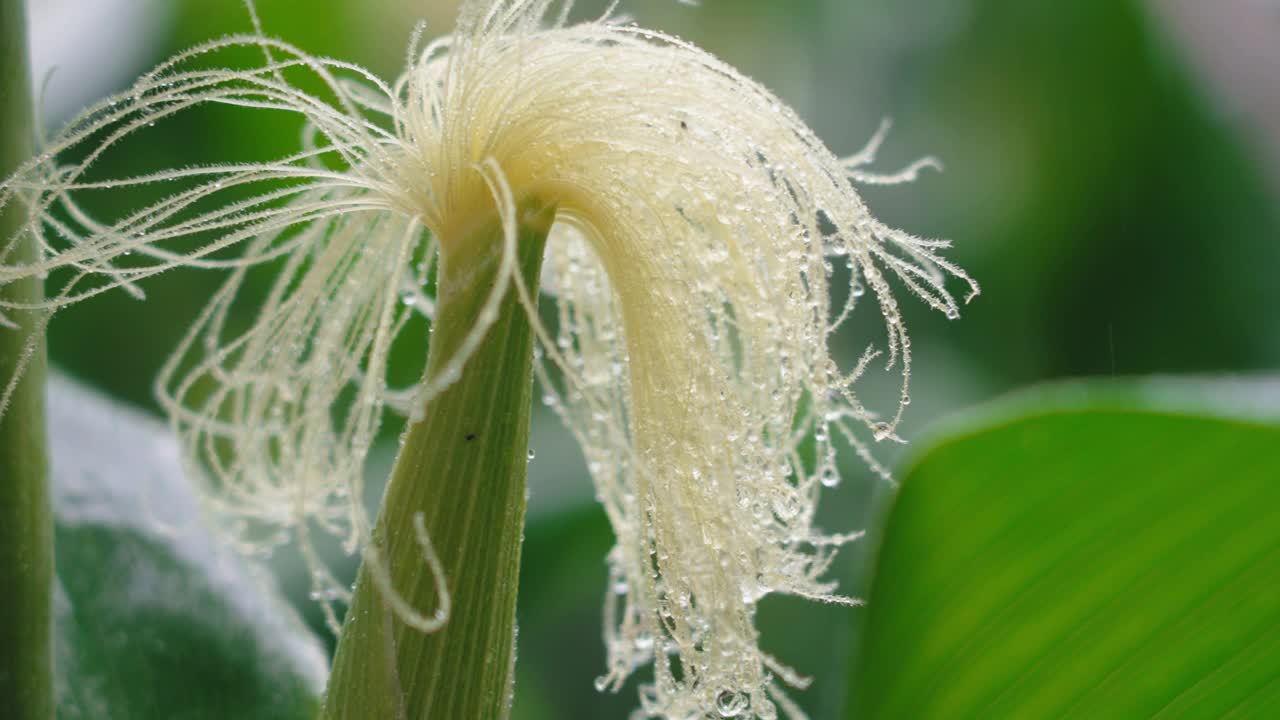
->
xmin=0 ymin=0 xmax=52 ymax=716
xmin=48 ymin=374 xmax=327 ymax=719
xmin=324 ymin=199 xmax=555 ymax=720
xmin=849 ymin=378 xmax=1280 ymax=719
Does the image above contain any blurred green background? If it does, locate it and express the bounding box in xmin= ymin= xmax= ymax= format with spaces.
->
xmin=27 ymin=0 xmax=1280 ymax=717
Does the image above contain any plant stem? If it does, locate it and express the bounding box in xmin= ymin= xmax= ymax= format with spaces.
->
xmin=0 ymin=1 xmax=52 ymax=718
xmin=323 ymin=198 xmax=555 ymax=719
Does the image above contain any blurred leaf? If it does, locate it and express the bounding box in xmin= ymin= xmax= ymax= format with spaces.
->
xmin=896 ymin=0 xmax=1280 ymax=386
xmin=513 ymin=503 xmax=628 ymax=720
xmin=849 ymin=377 xmax=1280 ymax=719
xmin=48 ymin=374 xmax=327 ymax=719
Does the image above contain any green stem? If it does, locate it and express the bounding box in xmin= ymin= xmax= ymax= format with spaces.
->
xmin=323 ymin=198 xmax=555 ymax=719
xmin=0 ymin=1 xmax=52 ymax=719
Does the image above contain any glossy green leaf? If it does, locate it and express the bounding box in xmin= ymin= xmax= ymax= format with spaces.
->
xmin=48 ymin=374 xmax=327 ymax=719
xmin=850 ymin=378 xmax=1280 ymax=719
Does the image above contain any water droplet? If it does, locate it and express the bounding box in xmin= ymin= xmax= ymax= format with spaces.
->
xmin=873 ymin=422 xmax=894 ymax=441
xmin=715 ymin=690 xmax=750 ymax=717
xmin=772 ymin=493 xmax=800 ymax=520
